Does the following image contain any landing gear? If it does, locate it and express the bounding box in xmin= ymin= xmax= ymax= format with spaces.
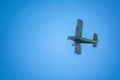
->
xmin=72 ymin=44 xmax=74 ymax=46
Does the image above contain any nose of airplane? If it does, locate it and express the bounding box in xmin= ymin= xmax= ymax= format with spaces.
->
xmin=68 ymin=36 xmax=70 ymax=40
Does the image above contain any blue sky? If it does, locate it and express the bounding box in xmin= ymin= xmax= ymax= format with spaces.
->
xmin=0 ymin=0 xmax=120 ymax=80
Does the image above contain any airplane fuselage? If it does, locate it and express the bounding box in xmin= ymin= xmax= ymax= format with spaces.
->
xmin=74 ymin=39 xmax=94 ymax=43
xmin=68 ymin=36 xmax=98 ymax=44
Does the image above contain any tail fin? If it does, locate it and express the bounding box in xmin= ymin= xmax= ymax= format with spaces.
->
xmin=93 ymin=33 xmax=98 ymax=47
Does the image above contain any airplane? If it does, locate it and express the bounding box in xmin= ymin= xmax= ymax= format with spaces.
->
xmin=68 ymin=19 xmax=99 ymax=55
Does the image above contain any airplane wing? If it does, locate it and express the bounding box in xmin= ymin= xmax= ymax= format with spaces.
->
xmin=75 ymin=19 xmax=83 ymax=38
xmin=74 ymin=42 xmax=81 ymax=54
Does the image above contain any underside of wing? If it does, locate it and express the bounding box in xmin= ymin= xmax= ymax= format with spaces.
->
xmin=74 ymin=42 xmax=81 ymax=55
xmin=75 ymin=19 xmax=83 ymax=38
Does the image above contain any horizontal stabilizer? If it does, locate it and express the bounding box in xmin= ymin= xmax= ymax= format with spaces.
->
xmin=93 ymin=33 xmax=98 ymax=47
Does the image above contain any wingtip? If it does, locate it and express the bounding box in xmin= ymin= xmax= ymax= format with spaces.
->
xmin=75 ymin=52 xmax=81 ymax=55
xmin=77 ymin=19 xmax=83 ymax=22
xmin=77 ymin=19 xmax=83 ymax=25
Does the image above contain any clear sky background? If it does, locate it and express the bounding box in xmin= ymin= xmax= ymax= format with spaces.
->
xmin=0 ymin=0 xmax=120 ymax=80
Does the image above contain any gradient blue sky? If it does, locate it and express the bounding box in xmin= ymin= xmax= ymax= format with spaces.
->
xmin=0 ymin=0 xmax=120 ymax=80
